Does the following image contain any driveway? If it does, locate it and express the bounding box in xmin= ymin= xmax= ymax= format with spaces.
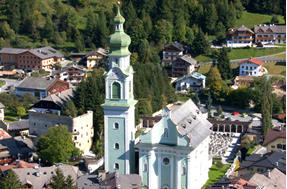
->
xmin=0 ymin=78 xmax=22 ymax=93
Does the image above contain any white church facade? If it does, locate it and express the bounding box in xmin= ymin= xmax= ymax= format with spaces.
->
xmin=103 ymin=5 xmax=212 ymax=189
xmin=137 ymin=100 xmax=212 ymax=189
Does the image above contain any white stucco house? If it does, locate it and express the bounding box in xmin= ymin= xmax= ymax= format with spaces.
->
xmin=239 ymin=58 xmax=267 ymax=77
xmin=174 ymin=72 xmax=206 ymax=93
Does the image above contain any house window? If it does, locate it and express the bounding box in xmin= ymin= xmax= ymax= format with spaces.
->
xmin=112 ymin=82 xmax=121 ymax=99
xmin=114 ymin=163 xmax=119 ymax=170
xmin=162 ymin=157 xmax=170 ymax=166
xmin=114 ymin=122 xmax=119 ymax=129
xmin=114 ymin=143 xmax=119 ymax=150
xmin=277 ymin=144 xmax=282 ymax=149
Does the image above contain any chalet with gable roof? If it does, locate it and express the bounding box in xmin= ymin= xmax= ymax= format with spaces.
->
xmin=227 ymin=25 xmax=254 ymax=48
xmin=0 ymin=47 xmax=64 ymax=71
xmin=53 ymin=64 xmax=87 ymax=85
xmin=171 ymin=54 xmax=198 ymax=77
xmin=174 ymin=72 xmax=206 ymax=92
xmin=237 ymin=151 xmax=286 ymax=176
xmin=15 ymin=77 xmax=69 ymax=99
xmin=254 ymin=24 xmax=286 ymax=44
xmin=239 ymin=58 xmax=267 ymax=77
xmin=162 ymin=42 xmax=184 ymax=66
xmin=85 ymin=48 xmax=108 ymax=69
xmin=263 ymin=127 xmax=286 ymax=152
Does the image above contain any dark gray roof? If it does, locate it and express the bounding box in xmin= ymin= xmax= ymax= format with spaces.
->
xmin=13 ymin=164 xmax=80 ymax=189
xmin=17 ymin=77 xmax=56 ymax=90
xmin=77 ymin=175 xmax=100 ymax=189
xmin=240 ymin=151 xmax=286 ymax=173
xmin=77 ymin=172 xmax=141 ymax=189
xmin=171 ymin=100 xmax=212 ymax=149
xmin=0 ymin=48 xmax=26 ymax=54
xmin=101 ymin=172 xmax=141 ymax=189
xmin=254 ymin=24 xmax=286 ymax=34
xmin=0 ymin=137 xmax=33 ymax=157
xmin=8 ymin=120 xmax=29 ymax=131
xmin=41 ymin=88 xmax=74 ymax=107
xmin=86 ymin=48 xmax=108 ymax=57
xmin=164 ymin=42 xmax=184 ymax=51
xmin=177 ymin=55 xmax=197 ymax=65
xmin=28 ymin=46 xmax=63 ymax=59
xmin=0 ymin=47 xmax=63 ymax=59
xmin=236 ymin=25 xmax=254 ymax=33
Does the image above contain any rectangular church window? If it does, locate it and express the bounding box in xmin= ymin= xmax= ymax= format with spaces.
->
xmin=143 ymin=163 xmax=147 ymax=172
xmin=182 ymin=166 xmax=186 ymax=175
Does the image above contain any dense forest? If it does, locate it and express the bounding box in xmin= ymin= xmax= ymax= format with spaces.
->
xmin=0 ymin=0 xmax=285 ymax=154
xmin=0 ymin=0 xmax=285 ymax=56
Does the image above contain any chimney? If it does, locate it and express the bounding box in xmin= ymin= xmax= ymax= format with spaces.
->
xmin=275 ymin=162 xmax=279 ymax=167
xmin=267 ymin=169 xmax=271 ymax=178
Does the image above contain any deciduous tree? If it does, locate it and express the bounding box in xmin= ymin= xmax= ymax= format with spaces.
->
xmin=37 ymin=125 xmax=81 ymax=165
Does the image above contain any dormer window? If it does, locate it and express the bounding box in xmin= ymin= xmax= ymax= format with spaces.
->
xmin=187 ymin=119 xmax=192 ymax=124
xmin=181 ymin=123 xmax=186 ymax=129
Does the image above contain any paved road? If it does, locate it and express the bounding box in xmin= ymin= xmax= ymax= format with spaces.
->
xmin=0 ymin=78 xmax=22 ymax=93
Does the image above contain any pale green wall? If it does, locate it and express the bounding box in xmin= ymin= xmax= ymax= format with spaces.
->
xmin=107 ymin=117 xmax=126 ymax=173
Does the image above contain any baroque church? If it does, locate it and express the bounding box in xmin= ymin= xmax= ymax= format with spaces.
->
xmin=102 ymin=6 xmax=212 ymax=189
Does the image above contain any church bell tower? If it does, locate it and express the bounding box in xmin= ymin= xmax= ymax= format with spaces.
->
xmin=102 ymin=4 xmax=137 ymax=174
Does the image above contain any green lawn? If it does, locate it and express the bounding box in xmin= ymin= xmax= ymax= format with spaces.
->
xmin=228 ymin=47 xmax=285 ymax=60
xmin=274 ymin=52 xmax=286 ymax=59
xmin=235 ymin=11 xmax=285 ymax=28
xmin=198 ymin=64 xmax=212 ymax=74
xmin=0 ymin=80 xmax=6 ymax=87
xmin=198 ymin=60 xmax=285 ymax=76
xmin=195 ymin=55 xmax=212 ymax=62
xmin=264 ymin=61 xmax=286 ymax=75
xmin=201 ymin=160 xmax=231 ymax=189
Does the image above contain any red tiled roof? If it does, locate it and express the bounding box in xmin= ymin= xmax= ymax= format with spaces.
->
xmin=263 ymin=127 xmax=286 ymax=146
xmin=0 ymin=129 xmax=11 ymax=140
xmin=240 ymin=58 xmax=264 ymax=66
xmin=0 ymin=160 xmax=38 ymax=172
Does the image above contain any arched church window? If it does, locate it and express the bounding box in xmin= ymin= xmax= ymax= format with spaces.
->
xmin=143 ymin=163 xmax=147 ymax=172
xmin=162 ymin=184 xmax=169 ymax=189
xmin=112 ymin=82 xmax=121 ymax=99
xmin=113 ymin=122 xmax=119 ymax=129
xmin=114 ymin=143 xmax=119 ymax=150
xmin=114 ymin=163 xmax=119 ymax=170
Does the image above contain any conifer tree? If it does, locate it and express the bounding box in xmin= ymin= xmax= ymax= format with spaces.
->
xmin=261 ymin=77 xmax=273 ymax=135
xmin=191 ymin=29 xmax=209 ymax=56
xmin=0 ymin=170 xmax=22 ymax=189
xmin=217 ymin=48 xmax=232 ymax=80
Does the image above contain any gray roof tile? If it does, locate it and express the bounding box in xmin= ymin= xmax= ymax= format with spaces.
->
xmin=17 ymin=77 xmax=56 ymax=90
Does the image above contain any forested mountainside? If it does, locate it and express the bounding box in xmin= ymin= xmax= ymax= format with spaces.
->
xmin=0 ymin=0 xmax=285 ymax=55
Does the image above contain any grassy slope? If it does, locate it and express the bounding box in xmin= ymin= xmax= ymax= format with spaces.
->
xmin=196 ymin=47 xmax=286 ymax=64
xmin=228 ymin=47 xmax=285 ymax=60
xmin=198 ymin=60 xmax=286 ymax=76
xmin=201 ymin=160 xmax=230 ymax=189
xmin=235 ymin=11 xmax=285 ymax=28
